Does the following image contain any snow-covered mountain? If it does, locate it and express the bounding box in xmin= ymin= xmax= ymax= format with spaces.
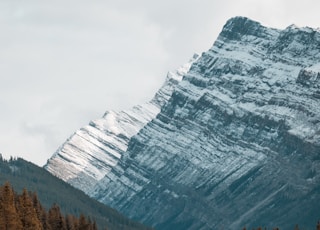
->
xmin=45 ymin=54 xmax=198 ymax=192
xmin=46 ymin=17 xmax=320 ymax=229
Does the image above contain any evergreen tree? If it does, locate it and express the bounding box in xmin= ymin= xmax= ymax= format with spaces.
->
xmin=48 ymin=203 xmax=67 ymax=230
xmin=0 ymin=182 xmax=23 ymax=229
xmin=65 ymin=214 xmax=77 ymax=230
xmin=92 ymin=220 xmax=98 ymax=230
xmin=17 ymin=188 xmax=42 ymax=230
xmin=0 ymin=182 xmax=104 ymax=230
xmin=32 ymin=192 xmax=51 ymax=230
xmin=79 ymin=213 xmax=89 ymax=230
xmin=73 ymin=215 xmax=80 ymax=230
xmin=41 ymin=209 xmax=52 ymax=230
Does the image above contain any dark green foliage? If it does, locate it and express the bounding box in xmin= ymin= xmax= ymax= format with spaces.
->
xmin=0 ymin=156 xmax=153 ymax=230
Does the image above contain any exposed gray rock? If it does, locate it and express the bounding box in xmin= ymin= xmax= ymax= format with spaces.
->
xmin=46 ymin=17 xmax=320 ymax=230
xmin=44 ymin=54 xmax=198 ymax=193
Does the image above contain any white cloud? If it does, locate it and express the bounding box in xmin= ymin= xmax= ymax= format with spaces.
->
xmin=1 ymin=0 xmax=320 ymax=165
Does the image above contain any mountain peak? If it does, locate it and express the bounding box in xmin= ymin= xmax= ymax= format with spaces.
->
xmin=219 ymin=16 xmax=266 ymax=40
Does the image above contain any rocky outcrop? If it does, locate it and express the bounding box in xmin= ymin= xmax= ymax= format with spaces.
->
xmin=46 ymin=17 xmax=320 ymax=229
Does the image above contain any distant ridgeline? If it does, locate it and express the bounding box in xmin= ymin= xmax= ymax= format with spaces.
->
xmin=0 ymin=155 xmax=153 ymax=230
xmin=0 ymin=182 xmax=97 ymax=229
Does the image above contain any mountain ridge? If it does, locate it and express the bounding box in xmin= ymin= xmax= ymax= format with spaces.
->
xmin=45 ymin=54 xmax=199 ymax=193
xmin=45 ymin=17 xmax=320 ymax=229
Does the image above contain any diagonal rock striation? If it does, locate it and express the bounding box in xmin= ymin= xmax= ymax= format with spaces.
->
xmin=46 ymin=17 xmax=320 ymax=229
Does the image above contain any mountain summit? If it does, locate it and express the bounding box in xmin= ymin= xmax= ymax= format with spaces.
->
xmin=45 ymin=17 xmax=320 ymax=229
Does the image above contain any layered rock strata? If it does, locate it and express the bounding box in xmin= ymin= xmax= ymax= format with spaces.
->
xmin=46 ymin=17 xmax=320 ymax=229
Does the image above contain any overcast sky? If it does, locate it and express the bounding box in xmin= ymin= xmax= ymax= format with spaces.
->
xmin=1 ymin=0 xmax=320 ymax=166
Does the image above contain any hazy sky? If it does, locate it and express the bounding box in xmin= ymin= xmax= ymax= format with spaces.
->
xmin=1 ymin=0 xmax=320 ymax=166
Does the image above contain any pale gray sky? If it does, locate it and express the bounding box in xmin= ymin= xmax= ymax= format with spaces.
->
xmin=1 ymin=0 xmax=320 ymax=166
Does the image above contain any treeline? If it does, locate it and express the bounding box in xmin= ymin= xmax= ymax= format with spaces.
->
xmin=0 ymin=182 xmax=100 ymax=230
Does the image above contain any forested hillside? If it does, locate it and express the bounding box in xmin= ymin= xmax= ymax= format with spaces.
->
xmin=0 ymin=158 xmax=320 ymax=230
xmin=0 ymin=182 xmax=97 ymax=229
xmin=0 ymin=156 xmax=152 ymax=230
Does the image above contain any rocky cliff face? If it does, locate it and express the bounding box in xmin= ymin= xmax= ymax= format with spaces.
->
xmin=46 ymin=17 xmax=320 ymax=229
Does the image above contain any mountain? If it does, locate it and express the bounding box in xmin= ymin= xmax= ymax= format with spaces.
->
xmin=0 ymin=156 xmax=152 ymax=230
xmin=45 ymin=17 xmax=320 ymax=229
xmin=45 ymin=55 xmax=198 ymax=193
